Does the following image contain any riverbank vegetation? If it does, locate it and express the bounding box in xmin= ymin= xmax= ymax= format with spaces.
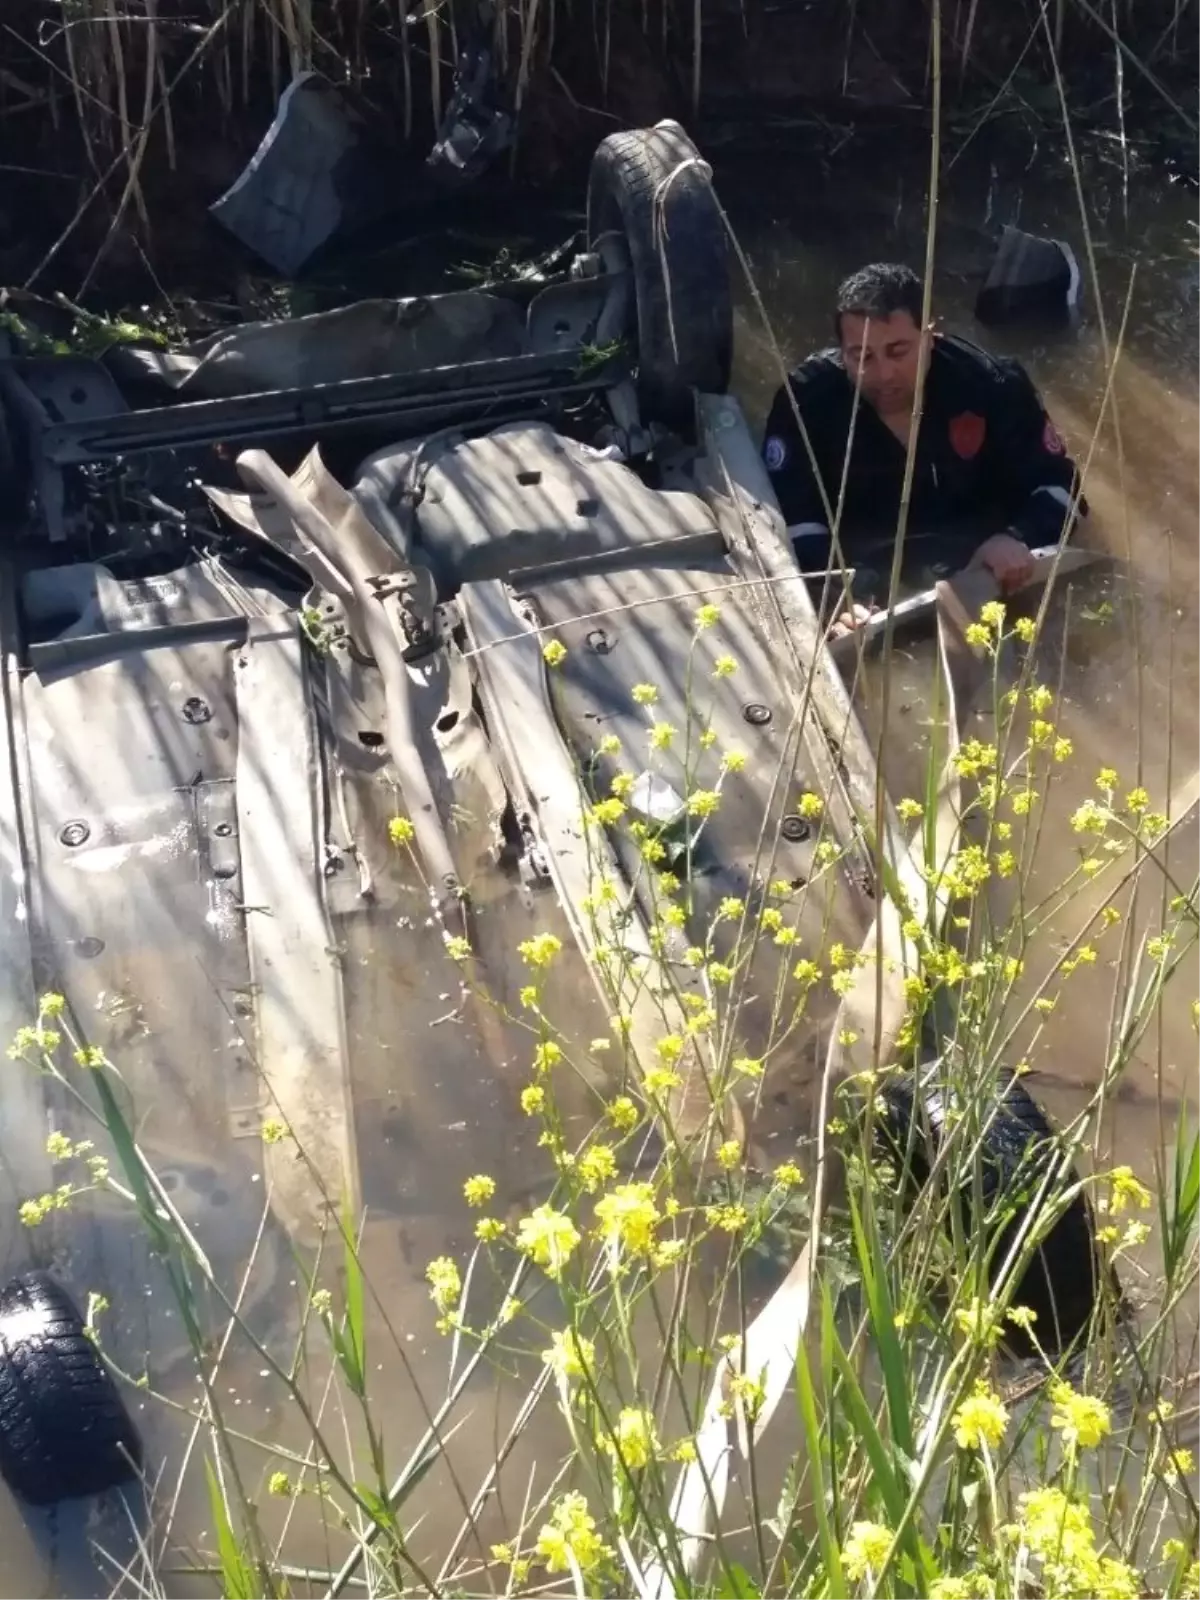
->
xmin=0 ymin=0 xmax=1195 ymax=297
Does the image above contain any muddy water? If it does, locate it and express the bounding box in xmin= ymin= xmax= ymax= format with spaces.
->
xmin=0 ymin=132 xmax=1196 ymax=1596
xmin=727 ymin=128 xmax=1200 ymax=1469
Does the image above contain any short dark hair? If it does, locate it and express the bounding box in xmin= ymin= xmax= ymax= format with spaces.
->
xmin=834 ymin=263 xmax=924 ymax=340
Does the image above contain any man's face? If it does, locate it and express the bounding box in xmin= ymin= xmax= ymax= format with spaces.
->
xmin=839 ymin=309 xmax=925 ymax=414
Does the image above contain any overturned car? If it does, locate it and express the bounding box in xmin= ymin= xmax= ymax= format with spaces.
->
xmin=0 ymin=123 xmax=1109 ymax=1519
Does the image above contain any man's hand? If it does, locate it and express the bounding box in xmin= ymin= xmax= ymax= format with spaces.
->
xmin=828 ymin=602 xmax=879 ymax=640
xmin=970 ymin=532 xmax=1034 ymax=593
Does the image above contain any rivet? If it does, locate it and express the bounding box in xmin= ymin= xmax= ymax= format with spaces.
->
xmin=59 ymin=819 xmax=90 ymax=847
xmin=780 ymin=814 xmax=810 ymax=842
xmin=182 ymin=696 xmax=212 ymax=725
xmin=743 ymin=702 xmax=772 ymax=726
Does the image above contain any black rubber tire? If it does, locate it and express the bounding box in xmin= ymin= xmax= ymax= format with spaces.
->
xmin=587 ymin=121 xmax=733 ymax=427
xmin=878 ymin=1067 xmax=1113 ymax=1356
xmin=0 ymin=1271 xmax=142 ymax=1506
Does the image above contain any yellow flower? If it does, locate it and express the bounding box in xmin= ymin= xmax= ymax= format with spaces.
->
xmin=607 ymin=1096 xmax=639 ymax=1131
xmin=541 ymin=1328 xmax=595 ymax=1382
xmin=631 ymin=682 xmax=658 ymax=705
xmin=644 ymin=1066 xmax=682 ymax=1097
xmin=45 ymin=1131 xmax=74 ymax=1162
xmin=532 ymin=1041 xmax=562 ymax=1074
xmin=535 ymin=1492 xmax=610 ymax=1576
xmin=716 ymin=1139 xmax=741 ymax=1170
xmin=1125 ymin=786 xmax=1150 ymax=813
xmin=588 ymin=797 xmax=626 ymax=827
xmin=595 ymin=1182 xmax=660 ymax=1254
xmin=425 ymin=1256 xmax=461 ymax=1313
xmin=520 ymin=1084 xmax=545 ymax=1116
xmin=797 ymin=791 xmax=824 ymax=820
xmin=732 ymin=1055 xmax=764 ymax=1079
xmin=843 ymin=1520 xmax=893 ymax=1583
xmin=699 ymin=726 xmax=718 ymax=748
xmin=1109 ymin=1165 xmax=1151 ymax=1212
xmin=597 ymin=733 xmax=621 ymax=756
xmin=773 ymin=1161 xmax=803 ymax=1188
xmin=1028 ymin=683 xmax=1054 ymax=715
xmin=1017 ymin=1486 xmax=1092 ymax=1559
xmin=542 ymin=638 xmax=567 ymax=666
xmin=1096 ymin=766 xmax=1118 ymax=790
xmin=388 ymin=815 xmax=415 ymax=845
xmin=1011 ymin=788 xmax=1036 ymax=815
xmin=475 ymin=1217 xmax=505 ymax=1241
xmin=707 ymin=962 xmax=733 ymax=984
xmin=897 ymin=797 xmax=924 ymax=821
xmin=792 ymin=959 xmax=820 ymax=986
xmin=952 ymin=1385 xmax=1010 ymax=1450
xmin=261 ymin=1117 xmax=289 ymax=1145
xmin=444 ymin=934 xmax=472 ymax=961
xmin=718 ymin=895 xmax=746 ymax=919
xmin=1164 ymin=1447 xmax=1195 ymax=1483
xmin=687 ymin=788 xmax=721 ymax=817
xmin=669 ymin=1438 xmax=697 ymax=1463
xmin=1013 ymin=615 xmax=1037 ymax=643
xmin=713 ymin=654 xmax=738 ymax=677
xmin=929 ymin=1578 xmax=973 ymax=1599
xmin=708 ymin=1202 xmax=748 ymax=1232
xmin=577 ymin=1144 xmax=617 ymax=1191
xmin=964 ymin=622 xmax=992 ymax=649
xmin=954 ymin=1298 xmax=1002 ymax=1348
xmin=519 ymin=933 xmax=562 ymax=970
xmin=1050 ymin=1380 xmax=1112 ymax=1451
xmin=979 ymin=599 xmax=1006 ymax=630
xmin=516 ymin=1205 xmax=580 ymax=1278
xmin=463 ymin=1174 xmax=496 ymax=1207
xmin=599 ymin=1405 xmax=660 ymax=1470
xmin=649 ymin=721 xmax=677 ymax=750
xmin=721 ymin=748 xmax=747 ymax=772
xmin=695 ymin=602 xmax=721 ymax=630
xmin=994 ymin=849 xmax=1016 ymax=877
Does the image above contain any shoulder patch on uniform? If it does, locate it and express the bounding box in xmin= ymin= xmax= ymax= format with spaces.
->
xmin=1042 ymin=418 xmax=1066 ymax=455
xmin=948 ymin=411 xmax=987 ymax=460
xmin=763 ymin=435 xmax=788 ymax=472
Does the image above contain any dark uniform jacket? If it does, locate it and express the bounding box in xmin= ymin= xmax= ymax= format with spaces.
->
xmin=761 ymin=333 xmax=1084 ymax=573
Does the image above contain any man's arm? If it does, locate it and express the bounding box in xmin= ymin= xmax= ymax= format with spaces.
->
xmin=761 ymin=378 xmax=835 ymax=550
xmin=986 ymin=360 xmax=1086 ymax=548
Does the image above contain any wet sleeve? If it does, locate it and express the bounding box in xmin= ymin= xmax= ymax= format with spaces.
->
xmin=987 ymin=361 xmax=1087 ymax=547
xmin=761 ymin=379 xmax=834 ymax=543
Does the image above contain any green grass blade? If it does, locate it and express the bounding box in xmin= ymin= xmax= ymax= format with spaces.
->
xmin=794 ymin=1330 xmax=845 ymax=1598
xmin=340 ymin=1199 xmax=367 ymax=1396
xmin=848 ymin=1190 xmax=915 ymax=1461
xmin=204 ymin=1458 xmax=259 ymax=1600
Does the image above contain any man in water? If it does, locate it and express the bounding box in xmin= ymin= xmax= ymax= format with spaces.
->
xmin=761 ymin=262 xmax=1084 ymax=629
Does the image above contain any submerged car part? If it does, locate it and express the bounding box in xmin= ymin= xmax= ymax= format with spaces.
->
xmin=975 ymin=225 xmax=1082 ymax=329
xmin=0 ymin=1272 xmax=142 ymax=1506
xmin=210 ymin=74 xmax=396 ymax=277
xmin=428 ymin=3 xmax=515 ymax=183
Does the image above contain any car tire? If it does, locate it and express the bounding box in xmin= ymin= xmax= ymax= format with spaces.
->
xmin=0 ymin=1271 xmax=142 ymax=1506
xmin=878 ymin=1065 xmax=1112 ymax=1356
xmin=587 ymin=120 xmax=733 ymax=427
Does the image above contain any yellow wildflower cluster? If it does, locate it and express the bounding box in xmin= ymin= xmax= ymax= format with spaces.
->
xmin=534 ymin=1492 xmax=611 ymax=1576
xmin=1049 ymin=1380 xmax=1112 ymax=1452
xmin=842 ymin=1521 xmax=893 ymax=1583
xmin=541 ymin=1328 xmax=595 ymax=1383
xmin=598 ymin=1406 xmax=660 ymax=1470
xmin=1014 ymin=1487 xmax=1139 ymax=1598
xmin=595 ymin=1182 xmax=660 ymax=1255
xmin=952 ymin=1382 xmax=1010 ymax=1450
xmin=516 ymin=1205 xmax=580 ymax=1277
